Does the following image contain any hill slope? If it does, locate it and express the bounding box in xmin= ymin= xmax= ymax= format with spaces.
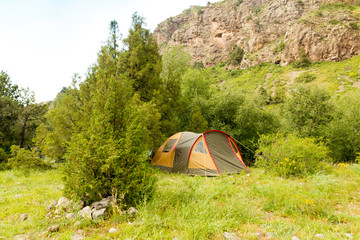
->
xmin=154 ymin=0 xmax=360 ymax=68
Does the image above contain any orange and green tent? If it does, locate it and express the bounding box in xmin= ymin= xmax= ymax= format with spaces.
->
xmin=151 ymin=130 xmax=250 ymax=176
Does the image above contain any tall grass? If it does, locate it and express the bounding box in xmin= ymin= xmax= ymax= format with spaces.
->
xmin=1 ymin=166 xmax=359 ymax=239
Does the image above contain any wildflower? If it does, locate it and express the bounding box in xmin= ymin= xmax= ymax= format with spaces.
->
xmin=285 ymin=158 xmax=289 ymax=162
xmin=305 ymin=199 xmax=314 ymax=205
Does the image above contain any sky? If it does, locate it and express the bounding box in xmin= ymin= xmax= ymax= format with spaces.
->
xmin=0 ymin=0 xmax=216 ymax=103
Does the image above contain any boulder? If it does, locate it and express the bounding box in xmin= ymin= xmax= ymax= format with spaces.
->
xmin=72 ymin=230 xmax=85 ymax=240
xmin=109 ymin=228 xmax=118 ymax=233
xmin=66 ymin=213 xmax=76 ymax=219
xmin=91 ymin=208 xmax=106 ymax=219
xmin=19 ymin=213 xmax=28 ymax=221
xmin=128 ymin=207 xmax=138 ymax=215
xmin=48 ymin=225 xmax=60 ymax=233
xmin=90 ymin=196 xmax=113 ymax=210
xmin=223 ymin=232 xmax=240 ymax=240
xmin=57 ymin=197 xmax=72 ymax=212
xmin=80 ymin=206 xmax=92 ymax=219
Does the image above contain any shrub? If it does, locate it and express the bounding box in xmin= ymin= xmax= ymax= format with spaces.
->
xmin=292 ymin=48 xmax=311 ymax=68
xmin=283 ymin=84 xmax=333 ymax=138
xmin=295 ymin=72 xmax=316 ymax=83
xmin=329 ymin=19 xmax=340 ymax=25
xmin=235 ymin=0 xmax=243 ymax=7
xmin=0 ymin=148 xmax=9 ymax=170
xmin=327 ymin=91 xmax=360 ymax=162
xmin=192 ymin=61 xmax=204 ymax=69
xmin=229 ymin=47 xmax=245 ymax=65
xmin=273 ymin=41 xmax=285 ymax=55
xmin=349 ymin=22 xmax=358 ymax=29
xmin=255 ymin=133 xmax=331 ymax=177
xmin=7 ymin=145 xmax=49 ymax=175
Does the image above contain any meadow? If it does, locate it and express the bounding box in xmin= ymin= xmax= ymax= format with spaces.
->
xmin=1 ymin=164 xmax=359 ymax=239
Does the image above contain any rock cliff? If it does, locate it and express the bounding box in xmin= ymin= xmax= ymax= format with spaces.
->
xmin=154 ymin=0 xmax=360 ymax=68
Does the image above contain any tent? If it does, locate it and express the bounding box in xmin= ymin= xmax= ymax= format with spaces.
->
xmin=151 ymin=130 xmax=250 ymax=176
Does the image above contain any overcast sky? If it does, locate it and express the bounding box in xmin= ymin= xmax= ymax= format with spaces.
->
xmin=0 ymin=0 xmax=216 ymax=103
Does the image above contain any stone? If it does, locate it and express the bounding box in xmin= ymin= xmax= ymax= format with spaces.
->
xmin=72 ymin=230 xmax=85 ymax=240
xmin=80 ymin=206 xmax=92 ymax=219
xmin=128 ymin=207 xmax=138 ymax=215
xmin=91 ymin=208 xmax=106 ymax=219
xmin=154 ymin=0 xmax=360 ymax=69
xmin=48 ymin=224 xmax=60 ymax=233
xmin=223 ymin=232 xmax=240 ymax=240
xmin=344 ymin=233 xmax=354 ymax=239
xmin=74 ymin=221 xmax=82 ymax=227
xmin=57 ymin=197 xmax=72 ymax=211
xmin=13 ymin=235 xmax=29 ymax=240
xmin=90 ymin=196 xmax=113 ymax=210
xmin=291 ymin=236 xmax=301 ymax=240
xmin=54 ymin=209 xmax=60 ymax=214
xmin=19 ymin=213 xmax=28 ymax=221
xmin=314 ymin=234 xmax=325 ymax=239
xmin=66 ymin=213 xmax=76 ymax=219
xmin=109 ymin=228 xmax=118 ymax=233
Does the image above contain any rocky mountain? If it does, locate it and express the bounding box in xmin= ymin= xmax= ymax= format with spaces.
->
xmin=154 ymin=0 xmax=360 ymax=68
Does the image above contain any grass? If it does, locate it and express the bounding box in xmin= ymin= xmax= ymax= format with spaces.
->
xmin=1 ymin=164 xmax=360 ymax=239
xmin=203 ymin=54 xmax=360 ymax=98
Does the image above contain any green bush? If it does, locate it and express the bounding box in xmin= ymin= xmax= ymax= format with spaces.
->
xmin=7 ymin=145 xmax=49 ymax=175
xmin=327 ymin=91 xmax=360 ymax=162
xmin=0 ymin=148 xmax=9 ymax=170
xmin=349 ymin=22 xmax=358 ymax=29
xmin=283 ymin=84 xmax=333 ymax=138
xmin=329 ymin=19 xmax=340 ymax=25
xmin=295 ymin=72 xmax=316 ymax=83
xmin=229 ymin=47 xmax=245 ymax=65
xmin=292 ymin=48 xmax=311 ymax=68
xmin=273 ymin=41 xmax=285 ymax=55
xmin=255 ymin=133 xmax=331 ymax=177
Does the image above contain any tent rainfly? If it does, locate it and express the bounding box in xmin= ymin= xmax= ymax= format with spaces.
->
xmin=151 ymin=130 xmax=250 ymax=176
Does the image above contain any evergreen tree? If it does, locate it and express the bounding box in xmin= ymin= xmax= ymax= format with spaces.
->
xmin=122 ymin=13 xmax=162 ymax=102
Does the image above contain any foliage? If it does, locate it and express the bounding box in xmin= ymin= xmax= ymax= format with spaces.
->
xmin=327 ymin=90 xmax=360 ymax=162
xmin=228 ymin=47 xmax=245 ymax=65
xmin=273 ymin=41 xmax=285 ymax=55
xmin=292 ymin=48 xmax=311 ymax=68
xmin=206 ymin=90 xmax=279 ymax=164
xmin=122 ymin=13 xmax=162 ymax=102
xmin=187 ymin=105 xmax=208 ymax=133
xmin=34 ymin=77 xmax=85 ymax=162
xmin=7 ymin=145 xmax=49 ymax=175
xmin=192 ymin=61 xmax=205 ymax=69
xmin=60 ymin=17 xmax=158 ymax=206
xmin=349 ymin=22 xmax=358 ymax=29
xmin=283 ymin=84 xmax=333 ymax=138
xmin=271 ymin=85 xmax=287 ymax=104
xmin=0 ymin=71 xmax=46 ymax=163
xmin=255 ymin=133 xmax=331 ymax=177
xmin=319 ymin=2 xmax=358 ymax=12
xmin=158 ymin=46 xmax=191 ymax=138
xmin=295 ymin=72 xmax=316 ymax=83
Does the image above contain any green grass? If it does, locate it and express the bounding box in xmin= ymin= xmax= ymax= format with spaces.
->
xmin=1 ymin=165 xmax=360 ymax=239
xmin=205 ymin=54 xmax=360 ymax=98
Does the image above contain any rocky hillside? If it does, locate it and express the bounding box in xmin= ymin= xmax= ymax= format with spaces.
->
xmin=154 ymin=0 xmax=360 ymax=68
